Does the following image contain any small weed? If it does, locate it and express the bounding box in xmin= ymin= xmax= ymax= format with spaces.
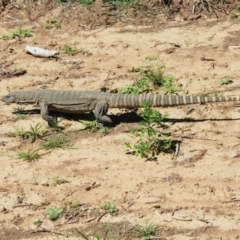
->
xmin=40 ymin=85 xmax=48 ymax=89
xmin=18 ymin=149 xmax=42 ymax=162
xmin=145 ymin=55 xmax=158 ymax=61
xmin=33 ymin=219 xmax=43 ymax=228
xmin=121 ymin=78 xmax=150 ymax=94
xmin=64 ymin=199 xmax=81 ymax=208
xmin=100 ymin=202 xmax=118 ymax=216
xmin=2 ymin=29 xmax=32 ymax=40
xmin=60 ymin=44 xmax=92 ymax=56
xmin=79 ymin=119 xmax=108 ymax=134
xmin=10 ymin=123 xmax=47 ymax=143
xmin=125 ymin=102 xmax=174 ymax=160
xmin=70 ymin=200 xmax=81 ymax=208
xmin=43 ymin=18 xmax=61 ymax=29
xmin=128 ymin=67 xmax=141 ymax=73
xmin=220 ymin=77 xmax=233 ymax=85
xmin=76 ymin=229 xmax=90 ymax=240
xmin=47 ymin=125 xmax=65 ymax=133
xmin=134 ymin=222 xmax=157 ymax=240
xmin=45 ymin=207 xmax=64 ymax=220
xmin=78 ymin=0 xmax=95 ymax=5
xmin=13 ymin=67 xmax=24 ymax=73
xmin=53 ymin=178 xmax=68 ymax=186
xmin=15 ymin=113 xmax=28 ymax=120
xmin=76 ymin=230 xmax=103 ymax=240
xmin=1 ymin=34 xmax=10 ymax=40
xmin=209 ymin=44 xmax=218 ymax=49
xmin=197 ymin=91 xmax=224 ymax=98
xmin=41 ymin=199 xmax=51 ymax=206
xmin=162 ymin=75 xmax=180 ymax=94
xmin=107 ymin=0 xmax=136 ymax=4
xmin=121 ymin=67 xmax=180 ymax=94
xmin=77 ymin=221 xmax=116 ymax=239
xmin=201 ymin=75 xmax=208 ymax=80
xmin=196 ymin=0 xmax=213 ymax=14
xmin=230 ymin=10 xmax=240 ymax=20
xmin=60 ymin=44 xmax=78 ymax=56
xmin=79 ymin=48 xmax=92 ymax=56
xmin=142 ymin=67 xmax=165 ymax=86
xmin=42 ymin=136 xmax=71 ymax=150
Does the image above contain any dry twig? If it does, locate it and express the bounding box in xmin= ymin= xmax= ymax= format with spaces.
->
xmin=5 ymin=220 xmax=19 ymax=230
xmin=155 ymin=210 xmax=172 ymax=222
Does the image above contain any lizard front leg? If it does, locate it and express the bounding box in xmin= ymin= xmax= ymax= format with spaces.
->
xmin=39 ymin=101 xmax=57 ymax=127
xmin=92 ymin=100 xmax=112 ymax=125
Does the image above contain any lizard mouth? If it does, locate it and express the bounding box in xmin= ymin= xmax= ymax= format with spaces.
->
xmin=18 ymin=102 xmax=30 ymax=105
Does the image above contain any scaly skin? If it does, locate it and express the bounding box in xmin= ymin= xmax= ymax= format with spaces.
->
xmin=1 ymin=90 xmax=239 ymax=125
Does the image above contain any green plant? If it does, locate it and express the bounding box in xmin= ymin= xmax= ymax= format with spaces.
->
xmin=128 ymin=67 xmax=141 ymax=73
xmin=220 ymin=77 xmax=232 ymax=85
xmin=33 ymin=219 xmax=43 ymax=228
xmin=197 ymin=90 xmax=224 ymax=98
xmin=121 ymin=78 xmax=150 ymax=94
xmin=1 ymin=34 xmax=10 ymax=40
xmin=10 ymin=123 xmax=47 ymax=143
xmin=77 ymin=230 xmax=104 ymax=240
xmin=45 ymin=207 xmax=64 ymax=220
xmin=2 ymin=29 xmax=32 ymax=40
xmin=79 ymin=119 xmax=108 ymax=134
xmin=121 ymin=67 xmax=180 ymax=94
xmin=53 ymin=178 xmax=68 ymax=186
xmin=15 ymin=113 xmax=28 ymax=120
xmin=64 ymin=199 xmax=81 ymax=208
xmin=145 ymin=55 xmax=158 ymax=61
xmin=125 ymin=102 xmax=174 ymax=160
xmin=77 ymin=0 xmax=95 ymax=4
xmin=60 ymin=44 xmax=92 ymax=56
xmin=77 ymin=220 xmax=119 ymax=239
xmin=198 ymin=0 xmax=213 ymax=14
xmin=209 ymin=44 xmax=218 ymax=49
xmin=60 ymin=44 xmax=78 ymax=56
xmin=42 ymin=136 xmax=71 ymax=150
xmin=201 ymin=75 xmax=208 ymax=80
xmin=41 ymin=199 xmax=51 ymax=206
xmin=133 ymin=222 xmax=157 ymax=240
xmin=43 ymin=18 xmax=61 ymax=29
xmin=162 ymin=75 xmax=180 ymax=93
xmin=47 ymin=124 xmax=65 ymax=133
xmin=79 ymin=48 xmax=92 ymax=56
xmin=18 ymin=149 xmax=42 ymax=162
xmin=100 ymin=202 xmax=118 ymax=216
xmin=13 ymin=67 xmax=24 ymax=73
xmin=107 ymin=0 xmax=136 ymax=4
xmin=230 ymin=10 xmax=240 ymax=20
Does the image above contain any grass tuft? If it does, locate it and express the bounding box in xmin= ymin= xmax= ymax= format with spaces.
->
xmin=18 ymin=150 xmax=41 ymax=162
xmin=42 ymin=136 xmax=71 ymax=150
xmin=121 ymin=67 xmax=181 ymax=94
xmin=2 ymin=29 xmax=32 ymax=40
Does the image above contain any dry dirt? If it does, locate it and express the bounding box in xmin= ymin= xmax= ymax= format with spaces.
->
xmin=1 ymin=0 xmax=240 ymax=239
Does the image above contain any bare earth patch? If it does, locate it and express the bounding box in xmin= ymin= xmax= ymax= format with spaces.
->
xmin=1 ymin=1 xmax=240 ymax=239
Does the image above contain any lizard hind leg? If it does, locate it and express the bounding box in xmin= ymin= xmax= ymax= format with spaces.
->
xmin=39 ymin=101 xmax=57 ymax=127
xmin=92 ymin=100 xmax=112 ymax=125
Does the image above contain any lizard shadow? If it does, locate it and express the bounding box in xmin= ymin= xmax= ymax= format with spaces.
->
xmin=13 ymin=109 xmax=240 ymax=125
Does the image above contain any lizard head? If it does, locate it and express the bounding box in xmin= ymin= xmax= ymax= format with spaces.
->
xmin=1 ymin=92 xmax=17 ymax=103
xmin=1 ymin=91 xmax=36 ymax=104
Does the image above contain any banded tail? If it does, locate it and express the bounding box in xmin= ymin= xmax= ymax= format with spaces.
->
xmin=108 ymin=94 xmax=240 ymax=108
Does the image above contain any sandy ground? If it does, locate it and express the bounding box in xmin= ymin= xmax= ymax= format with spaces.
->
xmin=1 ymin=1 xmax=240 ymax=239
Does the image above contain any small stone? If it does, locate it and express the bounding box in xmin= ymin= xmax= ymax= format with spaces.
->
xmin=0 ymin=206 xmax=6 ymax=212
xmin=41 ymin=179 xmax=49 ymax=186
